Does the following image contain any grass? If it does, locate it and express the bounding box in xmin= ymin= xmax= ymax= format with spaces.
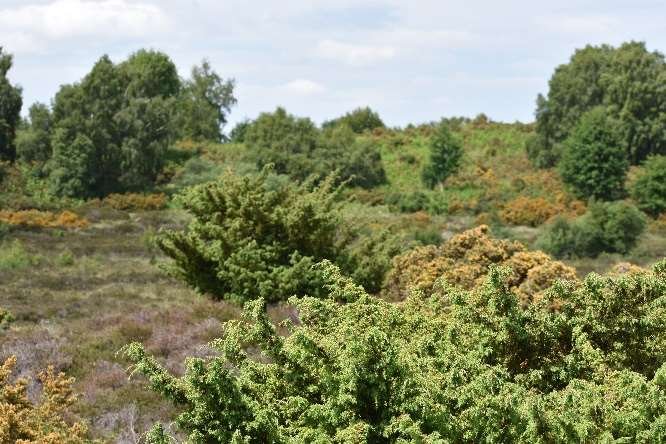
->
xmin=0 ymin=239 xmax=41 ymax=270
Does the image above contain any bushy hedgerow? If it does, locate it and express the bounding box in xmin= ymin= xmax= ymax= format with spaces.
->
xmin=126 ymin=260 xmax=666 ymax=443
xmin=631 ymin=155 xmax=666 ymax=217
xmin=0 ymin=356 xmax=88 ymax=442
xmin=537 ymin=201 xmax=647 ymax=258
xmin=384 ymin=225 xmax=577 ymax=303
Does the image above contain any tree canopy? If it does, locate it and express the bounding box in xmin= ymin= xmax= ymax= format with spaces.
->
xmin=530 ymin=41 xmax=666 ymax=167
xmin=0 ymin=48 xmax=22 ymax=162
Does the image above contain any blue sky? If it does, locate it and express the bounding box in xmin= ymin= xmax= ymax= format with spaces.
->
xmin=2 ymin=0 xmax=666 ymax=129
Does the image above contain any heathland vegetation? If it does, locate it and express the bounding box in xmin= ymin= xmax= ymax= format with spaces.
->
xmin=1 ymin=41 xmax=666 ymax=442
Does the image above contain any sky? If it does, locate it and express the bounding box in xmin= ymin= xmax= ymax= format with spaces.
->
xmin=2 ymin=0 xmax=666 ymax=129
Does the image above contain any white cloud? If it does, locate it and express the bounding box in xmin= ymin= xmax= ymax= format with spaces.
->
xmin=282 ymin=79 xmax=326 ymax=95
xmin=316 ymin=39 xmax=396 ymax=66
xmin=535 ymin=15 xmax=619 ymax=35
xmin=0 ymin=0 xmax=169 ymax=52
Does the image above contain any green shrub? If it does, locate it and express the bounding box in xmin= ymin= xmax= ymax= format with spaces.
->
xmin=55 ymin=249 xmax=75 ymax=267
xmin=537 ymin=201 xmax=647 ymax=258
xmin=631 ymin=155 xmax=666 ymax=216
xmin=385 ymin=191 xmax=430 ymax=213
xmin=322 ymin=106 xmax=385 ymax=133
xmin=126 ymin=261 xmax=666 ymax=443
xmin=0 ymin=307 xmax=13 ymax=330
xmin=0 ymin=221 xmax=11 ymax=240
xmin=157 ymin=167 xmax=346 ymax=303
xmin=0 ymin=239 xmax=40 ymax=270
xmin=422 ymin=123 xmax=463 ymax=188
xmin=167 ymin=156 xmax=226 ymax=191
xmin=525 ymin=133 xmax=561 ymax=169
xmin=559 ymin=107 xmax=628 ymax=200
xmin=316 ymin=124 xmax=386 ymax=189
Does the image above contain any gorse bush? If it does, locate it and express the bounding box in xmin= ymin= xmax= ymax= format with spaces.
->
xmin=0 ymin=210 xmax=88 ymax=229
xmin=537 ymin=201 xmax=647 ymax=258
xmin=157 ymin=167 xmax=346 ymax=303
xmin=384 ymin=225 xmax=577 ymax=304
xmin=631 ymin=155 xmax=666 ymax=217
xmin=95 ymin=193 xmax=168 ymax=211
xmin=0 ymin=356 xmax=88 ymax=443
xmin=126 ymin=260 xmax=666 ymax=443
xmin=559 ymin=107 xmax=629 ymax=200
xmin=500 ymin=196 xmax=562 ymax=227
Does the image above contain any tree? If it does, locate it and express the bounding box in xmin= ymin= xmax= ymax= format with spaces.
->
xmin=120 ymin=49 xmax=181 ymax=99
xmin=47 ymin=52 xmax=179 ymax=197
xmin=631 ymin=155 xmax=666 ymax=216
xmin=316 ymin=124 xmax=386 ymax=188
xmin=322 ymin=106 xmax=385 ymax=133
xmin=531 ymin=41 xmax=666 ymax=166
xmin=422 ymin=123 xmax=463 ymax=188
xmin=245 ymin=108 xmax=386 ymax=188
xmin=114 ymin=97 xmax=174 ymax=191
xmin=177 ymin=60 xmax=236 ymax=142
xmin=16 ymin=103 xmax=52 ymax=163
xmin=0 ymin=47 xmax=23 ymax=162
xmin=125 ymin=259 xmax=666 ymax=443
xmin=245 ymin=107 xmax=319 ymax=178
xmin=559 ymin=107 xmax=628 ymax=200
xmin=48 ymin=131 xmax=96 ymax=198
xmin=156 ymin=167 xmax=346 ymax=303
